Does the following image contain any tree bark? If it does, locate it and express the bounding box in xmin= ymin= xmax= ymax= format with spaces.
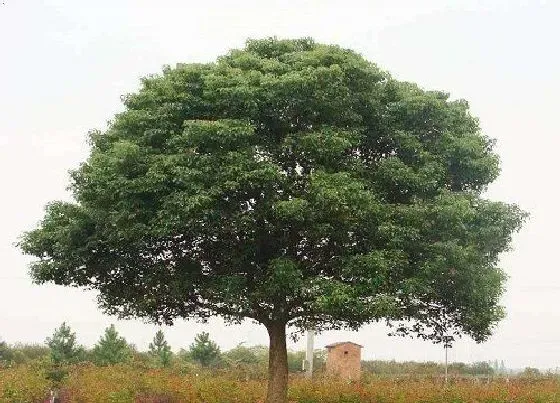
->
xmin=265 ymin=320 xmax=289 ymax=403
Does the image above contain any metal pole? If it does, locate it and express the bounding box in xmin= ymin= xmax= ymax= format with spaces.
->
xmin=305 ymin=329 xmax=314 ymax=379
xmin=444 ymin=345 xmax=448 ymax=384
xmin=443 ymin=335 xmax=453 ymax=384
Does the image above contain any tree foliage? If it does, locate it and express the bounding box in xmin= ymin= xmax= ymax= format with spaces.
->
xmin=225 ymin=344 xmax=268 ymax=366
xmin=0 ymin=343 xmax=50 ymax=367
xmin=20 ymin=37 xmax=526 ymax=402
xmin=0 ymin=341 xmax=13 ymax=365
xmin=46 ymin=322 xmax=83 ymax=365
xmin=20 ymin=38 xmax=525 ymax=340
xmin=188 ymin=332 xmax=221 ymax=367
xmin=149 ymin=329 xmax=173 ymax=367
xmin=362 ymin=359 xmax=496 ymax=377
xmin=92 ymin=324 xmax=131 ymax=366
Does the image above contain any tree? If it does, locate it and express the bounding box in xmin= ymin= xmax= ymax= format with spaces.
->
xmin=0 ymin=340 xmax=13 ymax=365
xmin=470 ymin=361 xmax=494 ymax=376
xmin=46 ymin=322 xmax=83 ymax=364
xmin=149 ymin=329 xmax=173 ymax=367
xmin=225 ymin=343 xmax=268 ymax=367
xmin=20 ymin=37 xmax=526 ymax=402
xmin=188 ymin=332 xmax=221 ymax=367
xmin=286 ymin=350 xmax=305 ymax=373
xmin=92 ymin=324 xmax=131 ymax=366
xmin=10 ymin=343 xmax=50 ymax=365
xmin=521 ymin=367 xmax=541 ymax=378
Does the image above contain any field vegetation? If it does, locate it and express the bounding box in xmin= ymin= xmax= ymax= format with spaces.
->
xmin=1 ymin=328 xmax=557 ymax=402
xmin=2 ymin=362 xmax=560 ymax=403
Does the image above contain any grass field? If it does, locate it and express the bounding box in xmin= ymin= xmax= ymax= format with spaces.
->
xmin=2 ymin=364 xmax=560 ymax=403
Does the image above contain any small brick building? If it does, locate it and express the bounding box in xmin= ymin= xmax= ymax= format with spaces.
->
xmin=325 ymin=341 xmax=363 ymax=380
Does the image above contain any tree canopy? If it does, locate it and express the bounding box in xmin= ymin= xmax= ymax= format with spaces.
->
xmin=20 ymin=37 xmax=525 ymax=402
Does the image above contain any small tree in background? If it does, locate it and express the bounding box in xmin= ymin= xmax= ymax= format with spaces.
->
xmin=6 ymin=344 xmax=50 ymax=365
xmin=225 ymin=343 xmax=268 ymax=367
xmin=0 ymin=340 xmax=13 ymax=366
xmin=223 ymin=344 xmax=268 ymax=379
xmin=46 ymin=322 xmax=83 ymax=365
xmin=92 ymin=324 xmax=131 ymax=366
xmin=45 ymin=322 xmax=84 ymax=384
xmin=148 ymin=329 xmax=173 ymax=367
xmin=286 ymin=350 xmax=305 ymax=373
xmin=521 ymin=367 xmax=541 ymax=378
xmin=188 ymin=332 xmax=221 ymax=367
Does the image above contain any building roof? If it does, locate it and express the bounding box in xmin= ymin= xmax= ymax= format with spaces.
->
xmin=325 ymin=341 xmax=363 ymax=349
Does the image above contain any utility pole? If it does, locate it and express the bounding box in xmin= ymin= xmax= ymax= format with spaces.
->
xmin=305 ymin=329 xmax=314 ymax=379
xmin=444 ymin=344 xmax=448 ymax=383
xmin=443 ymin=335 xmax=453 ymax=384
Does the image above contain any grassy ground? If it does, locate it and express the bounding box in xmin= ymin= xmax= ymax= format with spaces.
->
xmin=2 ymin=364 xmax=560 ymax=402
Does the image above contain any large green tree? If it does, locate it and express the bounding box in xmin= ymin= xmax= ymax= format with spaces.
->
xmin=20 ymin=38 xmax=525 ymax=402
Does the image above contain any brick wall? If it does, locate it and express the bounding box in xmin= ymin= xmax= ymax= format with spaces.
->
xmin=325 ymin=342 xmax=361 ymax=380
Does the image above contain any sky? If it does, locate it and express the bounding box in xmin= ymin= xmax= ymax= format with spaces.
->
xmin=0 ymin=0 xmax=558 ymax=369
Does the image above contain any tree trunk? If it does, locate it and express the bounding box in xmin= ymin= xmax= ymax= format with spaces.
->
xmin=265 ymin=320 xmax=288 ymax=403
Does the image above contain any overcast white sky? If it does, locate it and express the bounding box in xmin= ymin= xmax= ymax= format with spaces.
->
xmin=0 ymin=0 xmax=558 ymax=369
